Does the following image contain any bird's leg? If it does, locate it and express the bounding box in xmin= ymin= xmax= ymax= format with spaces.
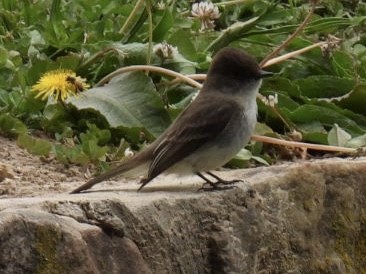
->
xmin=196 ymin=172 xmax=238 ymax=191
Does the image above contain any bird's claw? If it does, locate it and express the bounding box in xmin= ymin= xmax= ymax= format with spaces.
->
xmin=198 ymin=179 xmax=241 ymax=192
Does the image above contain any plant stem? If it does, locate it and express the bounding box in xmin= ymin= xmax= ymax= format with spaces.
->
xmin=251 ymin=135 xmax=356 ymax=154
xmin=261 ymin=42 xmax=327 ymax=68
xmin=78 ymin=47 xmax=118 ymax=71
xmin=205 ymin=17 xmax=259 ymax=53
xmin=95 ymin=65 xmax=202 ymax=89
xmin=259 ymin=1 xmax=317 ymax=68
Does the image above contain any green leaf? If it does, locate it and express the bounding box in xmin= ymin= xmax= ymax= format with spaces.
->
xmin=283 ymin=104 xmax=366 ymax=136
xmin=302 ymin=132 xmax=328 ymax=145
xmin=254 ymin=122 xmax=273 ymax=135
xmin=153 ymin=9 xmax=174 ymax=42
xmin=251 ymin=155 xmax=270 ymax=166
xmin=338 ymin=84 xmax=366 ymax=116
xmin=81 ymin=123 xmax=111 ymax=146
xmin=205 ymin=17 xmax=259 ymax=53
xmin=68 ymin=71 xmax=171 ymax=137
xmin=0 ymin=47 xmax=8 ymax=67
xmin=330 ymin=51 xmax=355 ymax=78
xmin=0 ymin=113 xmax=27 ymax=136
xmin=53 ymin=143 xmax=98 ymax=165
xmin=327 ymin=124 xmax=351 ymax=147
xmin=297 ymin=121 xmax=328 ymax=144
xmin=262 ymin=77 xmax=300 ymax=96
xmin=346 ymin=134 xmax=366 ymax=148
xmin=56 ymin=55 xmax=82 ymax=71
xmin=81 ymin=138 xmax=108 ymax=161
xmin=16 ymin=134 xmax=52 ymax=156
xmin=228 ymin=148 xmax=269 ymax=168
xmin=162 ymin=52 xmax=196 ymax=74
xmin=168 ymin=29 xmax=197 ymax=61
xmin=258 ymin=9 xmax=293 ymax=26
xmin=294 ymin=76 xmax=355 ymax=99
xmin=228 ymin=148 xmax=252 ymax=168
xmin=305 ymin=17 xmax=356 ymax=33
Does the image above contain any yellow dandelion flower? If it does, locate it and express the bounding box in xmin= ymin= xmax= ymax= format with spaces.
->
xmin=31 ymin=69 xmax=90 ymax=101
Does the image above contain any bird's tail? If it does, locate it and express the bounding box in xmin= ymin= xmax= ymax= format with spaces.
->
xmin=70 ymin=148 xmax=152 ymax=194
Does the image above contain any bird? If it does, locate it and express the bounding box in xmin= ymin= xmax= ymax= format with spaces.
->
xmin=70 ymin=47 xmax=272 ymax=194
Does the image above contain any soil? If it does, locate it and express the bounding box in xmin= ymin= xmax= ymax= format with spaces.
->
xmin=0 ymin=135 xmax=87 ymax=198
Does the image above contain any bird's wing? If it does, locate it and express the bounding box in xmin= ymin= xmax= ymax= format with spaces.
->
xmin=147 ymin=97 xmax=240 ymax=181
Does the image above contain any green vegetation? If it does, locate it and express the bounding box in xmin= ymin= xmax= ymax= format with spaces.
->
xmin=0 ymin=0 xmax=365 ymax=170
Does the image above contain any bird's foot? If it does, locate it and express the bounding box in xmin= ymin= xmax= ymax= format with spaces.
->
xmin=198 ymin=179 xmax=241 ymax=192
xmin=196 ymin=172 xmax=243 ymax=192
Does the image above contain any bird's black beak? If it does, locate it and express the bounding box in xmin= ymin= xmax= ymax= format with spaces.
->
xmin=260 ymin=70 xmax=274 ymax=78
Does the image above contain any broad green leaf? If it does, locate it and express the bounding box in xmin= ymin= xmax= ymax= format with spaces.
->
xmin=338 ymin=84 xmax=366 ymax=116
xmin=16 ymin=134 xmax=52 ymax=156
xmin=81 ymin=138 xmax=109 ymax=161
xmin=247 ymin=24 xmax=298 ymax=37
xmin=68 ymin=71 xmax=171 ymax=137
xmin=0 ymin=113 xmax=27 ymax=136
xmin=254 ymin=122 xmax=273 ymax=135
xmin=53 ymin=144 xmax=90 ymax=165
xmin=29 ymin=29 xmax=46 ymax=47
xmin=258 ymin=9 xmax=293 ymax=26
xmin=168 ymin=29 xmax=197 ymax=61
xmin=0 ymin=47 xmax=8 ymax=67
xmin=49 ymin=0 xmax=62 ymax=21
xmin=327 ymin=124 xmax=352 ymax=147
xmin=297 ymin=122 xmax=328 ymax=144
xmin=330 ymin=51 xmax=355 ymax=78
xmin=43 ymin=104 xmax=67 ymax=121
xmin=153 ymin=9 xmax=174 ymax=42
xmin=251 ymin=156 xmax=270 ymax=166
xmin=108 ymin=43 xmax=153 ymax=65
xmin=80 ymin=123 xmax=111 ymax=146
xmin=206 ymin=17 xmax=260 ymax=53
xmin=294 ymin=76 xmax=355 ymax=98
xmin=283 ymin=105 xmax=366 ymax=135
xmin=56 ymin=55 xmax=82 ymax=71
xmin=228 ymin=148 xmax=252 ymax=168
xmin=302 ymin=132 xmax=328 ymax=145
xmin=262 ymin=77 xmax=300 ymax=96
xmin=297 ymin=121 xmax=327 ymax=134
xmin=305 ymin=17 xmax=356 ymax=33
xmin=229 ymin=148 xmax=269 ymax=168
xmin=311 ymin=100 xmax=366 ymax=128
xmin=346 ymin=134 xmax=366 ymax=148
xmin=162 ymin=52 xmax=196 ymax=74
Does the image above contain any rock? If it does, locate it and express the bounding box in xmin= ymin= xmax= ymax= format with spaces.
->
xmin=0 ymin=158 xmax=365 ymax=273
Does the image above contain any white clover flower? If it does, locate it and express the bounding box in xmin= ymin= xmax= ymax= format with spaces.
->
xmin=124 ymin=147 xmax=134 ymax=158
xmin=320 ymin=34 xmax=342 ymax=56
xmin=153 ymin=41 xmax=177 ymax=59
xmin=157 ymin=1 xmax=165 ymax=10
xmin=191 ymin=1 xmax=220 ymax=31
xmin=263 ymin=93 xmax=278 ymax=107
xmin=288 ymin=130 xmax=303 ymax=142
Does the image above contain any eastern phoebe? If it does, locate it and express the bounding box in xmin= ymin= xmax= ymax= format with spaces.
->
xmin=71 ymin=47 xmax=272 ymax=194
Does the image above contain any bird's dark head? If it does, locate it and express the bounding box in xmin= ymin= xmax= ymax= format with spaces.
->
xmin=203 ymin=47 xmax=272 ymax=94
